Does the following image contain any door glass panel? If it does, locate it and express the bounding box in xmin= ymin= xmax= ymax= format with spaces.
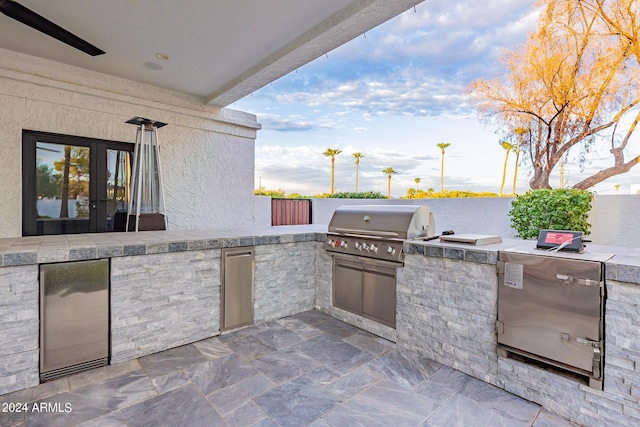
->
xmin=36 ymin=142 xmax=90 ymax=235
xmin=105 ymin=149 xmax=131 ymax=231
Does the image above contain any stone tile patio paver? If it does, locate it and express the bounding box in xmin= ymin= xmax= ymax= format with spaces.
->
xmin=0 ymin=310 xmax=581 ymax=427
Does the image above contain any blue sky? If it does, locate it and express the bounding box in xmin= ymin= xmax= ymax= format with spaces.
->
xmin=233 ymin=0 xmax=640 ymax=197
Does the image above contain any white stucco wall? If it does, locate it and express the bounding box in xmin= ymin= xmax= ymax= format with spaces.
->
xmin=0 ymin=49 xmax=259 ymax=238
xmin=254 ymin=196 xmax=273 ymax=227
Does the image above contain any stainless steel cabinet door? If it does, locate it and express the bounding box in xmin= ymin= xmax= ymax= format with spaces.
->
xmin=221 ymin=248 xmax=254 ymax=331
xmin=362 ymin=264 xmax=396 ymax=327
xmin=40 ymin=259 xmax=109 ymax=378
xmin=498 ymin=252 xmax=602 ymax=373
xmin=333 ymin=258 xmax=362 ymax=313
xmin=333 ymin=255 xmax=397 ymax=328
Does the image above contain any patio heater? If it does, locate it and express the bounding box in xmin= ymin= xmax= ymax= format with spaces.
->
xmin=125 ymin=117 xmax=168 ymax=231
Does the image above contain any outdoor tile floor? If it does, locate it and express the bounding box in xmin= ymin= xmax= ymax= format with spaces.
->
xmin=0 ymin=310 xmax=579 ymax=427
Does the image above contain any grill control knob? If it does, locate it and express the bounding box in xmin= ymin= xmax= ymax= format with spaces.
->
xmin=387 ymin=246 xmax=396 ymax=254
xmin=340 ymin=240 xmax=348 ymax=248
xmin=355 ymin=242 xmax=362 ymax=250
xmin=370 ymin=244 xmax=378 ymax=253
xmin=362 ymin=243 xmax=369 ymax=251
xmin=327 ymin=239 xmax=334 ymax=246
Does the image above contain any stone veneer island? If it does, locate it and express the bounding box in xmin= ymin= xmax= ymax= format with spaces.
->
xmin=0 ymin=226 xmax=639 ymax=426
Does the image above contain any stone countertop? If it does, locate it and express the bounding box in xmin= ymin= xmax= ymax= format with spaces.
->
xmin=405 ymin=237 xmax=640 ymax=285
xmin=0 ymin=225 xmax=327 ymax=267
xmin=2 ymin=226 xmax=639 ymax=285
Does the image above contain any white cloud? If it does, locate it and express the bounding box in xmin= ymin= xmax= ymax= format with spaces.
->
xmin=257 ymin=114 xmax=321 ymax=132
xmin=254 ymin=1 xmax=536 ymax=121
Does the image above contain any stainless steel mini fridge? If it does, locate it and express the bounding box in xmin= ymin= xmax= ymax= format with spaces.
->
xmin=40 ymin=259 xmax=109 ymax=381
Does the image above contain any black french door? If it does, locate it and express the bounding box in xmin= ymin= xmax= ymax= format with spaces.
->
xmin=22 ymin=130 xmax=134 ymax=236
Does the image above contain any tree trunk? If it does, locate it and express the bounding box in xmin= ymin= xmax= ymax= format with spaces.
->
xmin=387 ymin=175 xmax=391 ymax=199
xmin=512 ymin=145 xmax=521 ymax=194
xmin=500 ymin=150 xmax=510 ymax=196
xmin=529 ymin=166 xmax=552 ymax=189
xmin=59 ymin=146 xmax=71 ymax=218
xmin=573 ymin=155 xmax=640 ymax=189
xmin=440 ymin=151 xmax=445 ymax=192
xmin=330 ymin=157 xmax=335 ymax=194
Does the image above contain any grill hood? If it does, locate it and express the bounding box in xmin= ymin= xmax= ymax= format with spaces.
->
xmin=328 ymin=205 xmax=435 ymax=240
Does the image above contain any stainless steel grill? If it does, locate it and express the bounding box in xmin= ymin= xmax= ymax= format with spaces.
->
xmin=324 ymin=205 xmax=435 ymax=263
xmin=324 ymin=205 xmax=435 ymax=328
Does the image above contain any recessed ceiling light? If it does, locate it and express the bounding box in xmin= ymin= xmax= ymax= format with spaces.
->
xmin=155 ymin=52 xmax=170 ymax=60
xmin=144 ymin=62 xmax=163 ymax=71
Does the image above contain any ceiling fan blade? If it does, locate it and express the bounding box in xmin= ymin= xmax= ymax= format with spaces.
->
xmin=0 ymin=0 xmax=105 ymax=56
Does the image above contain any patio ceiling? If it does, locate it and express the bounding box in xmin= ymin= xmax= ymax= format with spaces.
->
xmin=0 ymin=0 xmax=423 ymax=106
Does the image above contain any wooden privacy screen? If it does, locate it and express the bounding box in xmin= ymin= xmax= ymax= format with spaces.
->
xmin=271 ymin=199 xmax=312 ymax=226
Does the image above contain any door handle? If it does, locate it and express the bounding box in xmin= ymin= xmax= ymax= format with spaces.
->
xmin=556 ymin=274 xmax=601 ymax=287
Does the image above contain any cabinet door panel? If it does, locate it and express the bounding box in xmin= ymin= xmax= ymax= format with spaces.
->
xmin=333 ymin=263 xmax=362 ymax=313
xmin=222 ymin=248 xmax=254 ymax=330
xmin=362 ymin=269 xmax=396 ymax=327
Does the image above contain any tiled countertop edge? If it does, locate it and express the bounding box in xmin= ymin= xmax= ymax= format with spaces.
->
xmin=0 ymin=229 xmax=325 ymax=267
xmin=405 ymin=239 xmax=640 ymax=285
xmin=2 ymin=228 xmax=639 ymax=285
xmin=404 ymin=241 xmax=498 ymax=265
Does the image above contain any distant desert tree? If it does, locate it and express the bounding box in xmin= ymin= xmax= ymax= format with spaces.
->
xmin=353 ymin=152 xmax=364 ymax=192
xmin=382 ymin=167 xmax=398 ymax=199
xmin=499 ymin=141 xmax=516 ymax=196
xmin=470 ymin=0 xmax=640 ymax=190
xmin=436 ymin=143 xmax=451 ymax=192
xmin=323 ymin=148 xmax=342 ymax=194
xmin=414 ymin=177 xmax=421 ymax=190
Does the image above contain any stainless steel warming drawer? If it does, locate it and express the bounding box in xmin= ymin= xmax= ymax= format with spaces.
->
xmin=496 ymin=251 xmax=608 ymax=389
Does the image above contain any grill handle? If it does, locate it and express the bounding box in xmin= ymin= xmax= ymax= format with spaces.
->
xmin=331 ymin=228 xmax=400 ymax=238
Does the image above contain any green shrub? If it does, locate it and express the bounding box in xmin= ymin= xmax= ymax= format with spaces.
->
xmin=402 ymin=189 xmax=499 ymax=199
xmin=508 ymin=189 xmax=593 ymax=239
xmin=254 ymin=188 xmax=285 ymax=197
xmin=328 ymin=191 xmax=387 ymax=199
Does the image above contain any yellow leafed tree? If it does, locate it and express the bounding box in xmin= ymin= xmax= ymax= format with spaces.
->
xmin=469 ymin=0 xmax=640 ymax=190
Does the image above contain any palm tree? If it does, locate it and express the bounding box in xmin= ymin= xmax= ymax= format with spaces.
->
xmin=436 ymin=143 xmax=450 ymax=192
xmin=414 ymin=177 xmax=421 ymax=190
xmin=323 ymin=148 xmax=342 ymax=194
xmin=499 ymin=141 xmax=516 ymax=196
xmin=512 ymin=127 xmax=528 ymax=194
xmin=353 ymin=152 xmax=364 ymax=192
xmin=382 ymin=167 xmax=397 ymax=199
